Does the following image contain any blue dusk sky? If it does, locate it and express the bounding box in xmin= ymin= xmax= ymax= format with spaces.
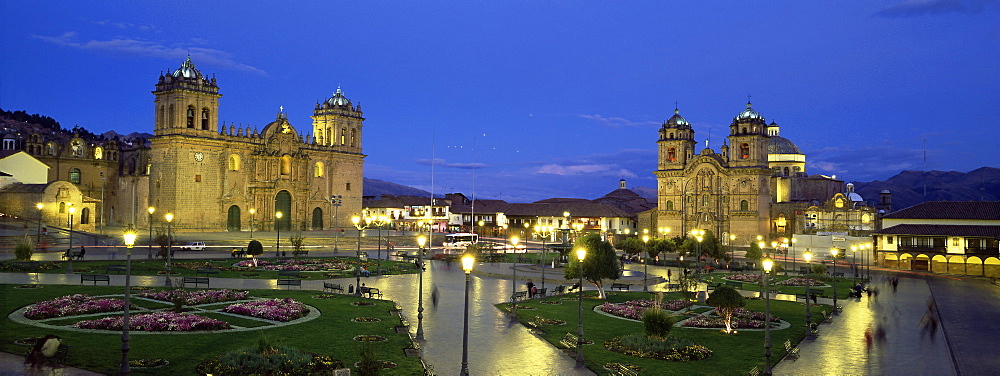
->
xmin=2 ymin=1 xmax=998 ymax=203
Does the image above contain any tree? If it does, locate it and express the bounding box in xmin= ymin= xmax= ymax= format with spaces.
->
xmin=744 ymin=241 xmax=763 ymax=266
xmin=289 ymin=233 xmax=305 ymax=259
xmin=648 ymin=238 xmax=674 ymax=264
xmin=154 ymin=231 xmax=173 ymax=259
xmin=616 ymin=237 xmax=643 ymax=259
xmin=565 ymin=233 xmax=620 ymax=299
xmin=247 ymin=240 xmax=264 ymax=267
xmin=706 ymin=286 xmax=746 ymax=334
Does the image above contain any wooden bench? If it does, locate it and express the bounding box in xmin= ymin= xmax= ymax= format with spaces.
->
xmin=607 ymin=363 xmax=638 ymax=376
xmin=80 ymin=274 xmax=110 ymax=285
xmin=292 ymin=250 xmax=309 ymax=257
xmin=749 ymin=366 xmax=761 ymax=376
xmin=278 ymin=270 xmax=302 ymax=278
xmin=666 ymin=283 xmax=682 ymax=290
xmin=611 ymin=283 xmax=630 ymax=291
xmin=784 ymin=339 xmax=800 ymax=360
xmin=182 ymin=276 xmax=210 ymax=288
xmin=560 ymin=332 xmax=580 ymax=350
xmin=323 ymin=282 xmax=344 ymax=293
xmin=358 ymin=287 xmax=382 ymax=298
xmin=62 ymin=250 xmax=84 ymax=260
xmin=105 ymin=265 xmax=126 ymax=274
xmin=511 ymin=291 xmax=527 ymax=302
xmin=551 ymin=285 xmax=566 ymax=295
xmin=230 ymin=249 xmax=246 ymax=258
xmin=535 ymin=288 xmax=547 ymax=297
xmin=196 ymin=268 xmax=220 ymax=276
xmin=277 ymin=279 xmax=302 ymax=289
xmin=830 ymin=272 xmax=845 ymax=278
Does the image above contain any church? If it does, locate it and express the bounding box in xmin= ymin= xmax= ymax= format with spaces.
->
xmin=147 ymin=56 xmax=365 ymax=231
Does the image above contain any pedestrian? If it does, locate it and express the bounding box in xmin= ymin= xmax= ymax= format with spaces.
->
xmin=79 ymin=246 xmax=86 ymax=260
xmin=526 ymin=280 xmax=535 ymax=298
xmin=431 ymin=285 xmax=439 ymax=307
xmin=667 ymin=269 xmax=672 ymax=282
xmin=891 ymin=277 xmax=899 ymax=293
xmin=864 ymin=327 xmax=873 ymax=352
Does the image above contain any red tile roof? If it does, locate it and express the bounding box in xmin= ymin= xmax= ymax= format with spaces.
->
xmin=883 ymin=201 xmax=1000 ymax=220
xmin=875 ymin=224 xmax=1000 ymax=238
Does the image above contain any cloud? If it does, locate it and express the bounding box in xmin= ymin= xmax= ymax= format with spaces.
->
xmin=536 ymin=163 xmax=640 ymax=178
xmin=32 ymin=33 xmax=266 ymax=76
xmin=578 ymin=114 xmax=659 ymax=128
xmin=414 ymin=158 xmax=488 ymax=169
xmin=808 ymin=144 xmax=924 ymax=181
xmin=874 ymin=0 xmax=997 ymax=17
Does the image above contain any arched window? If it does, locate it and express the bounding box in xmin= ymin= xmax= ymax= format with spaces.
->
xmin=201 ymin=109 xmax=210 ymax=130
xmin=186 ymin=106 xmax=195 ymax=128
xmin=340 ymin=128 xmax=346 ymax=145
xmin=94 ymin=146 xmax=104 ymax=160
xmin=740 ymin=143 xmax=750 ymax=159
xmin=702 ymin=195 xmax=709 ymax=206
xmin=667 ymin=147 xmax=677 ymax=162
xmin=350 ymin=128 xmax=357 ymax=147
xmin=783 ymin=167 xmax=790 ymax=176
xmin=169 ymin=104 xmax=175 ymax=127
xmin=80 ymin=208 xmax=90 ymax=224
xmin=740 ymin=200 xmax=749 ymax=211
xmin=281 ymin=155 xmax=292 ymax=175
xmin=312 ymin=207 xmax=323 ymax=230
xmin=742 ymin=127 xmax=747 ymax=134
xmin=69 ymin=168 xmax=81 ymax=184
xmin=314 ymin=162 xmax=324 ymax=177
xmin=158 ymin=106 xmax=165 ymax=129
xmin=326 ymin=128 xmax=332 ymax=146
xmin=228 ymin=154 xmax=240 ymax=171
xmin=59 ymin=202 xmax=66 ymax=213
xmin=47 ymin=142 xmax=55 ymax=155
xmin=669 ymin=132 xmax=674 ymax=139
xmin=666 ymin=201 xmax=674 ymax=210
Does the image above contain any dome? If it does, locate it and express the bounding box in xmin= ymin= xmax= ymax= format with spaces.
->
xmin=766 ymin=136 xmax=803 ymax=155
xmin=171 ymin=56 xmax=202 ymax=79
xmin=665 ymin=108 xmax=689 ymax=127
xmin=325 ymin=87 xmax=351 ymax=107
xmin=734 ymin=101 xmax=765 ymax=122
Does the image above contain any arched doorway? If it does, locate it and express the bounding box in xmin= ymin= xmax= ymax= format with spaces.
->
xmin=227 ymin=205 xmax=241 ymax=232
xmin=312 ymin=207 xmax=323 ymax=230
xmin=274 ymin=190 xmax=291 ymax=231
xmin=80 ymin=208 xmax=90 ymax=224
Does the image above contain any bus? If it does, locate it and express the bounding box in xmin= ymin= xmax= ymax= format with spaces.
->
xmin=443 ymin=233 xmax=478 ymax=249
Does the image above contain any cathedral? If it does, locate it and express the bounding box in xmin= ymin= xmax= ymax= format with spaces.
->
xmin=148 ymin=57 xmax=365 ymax=231
xmin=654 ymin=102 xmax=814 ymax=245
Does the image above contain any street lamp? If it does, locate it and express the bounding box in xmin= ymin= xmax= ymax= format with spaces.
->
xmin=351 ymin=215 xmax=370 ymax=296
xmin=658 ymin=227 xmax=671 ymax=238
xmin=164 ymin=213 xmax=173 ymax=286
xmin=575 ymin=247 xmax=587 ymax=368
xmin=249 ymin=208 xmax=256 ymax=239
xmin=416 ymin=235 xmax=427 ymax=340
xmin=803 ymin=250 xmax=814 ymax=339
xmin=477 ymin=220 xmax=485 ymax=237
xmin=763 ymin=257 xmax=774 ymax=375
xmin=120 ymin=224 xmax=138 ymax=376
xmin=146 ymin=207 xmax=155 ymax=259
xmin=851 ymin=245 xmax=859 ymax=285
xmin=691 ymin=229 xmax=704 ymax=278
xmin=790 ymin=238 xmax=797 ymax=275
xmin=831 ymin=247 xmax=839 ymax=315
xmin=460 ymin=253 xmax=475 ymax=376
xmin=729 ymin=234 xmax=736 ymax=269
xmin=771 ymin=241 xmax=779 ymax=275
xmin=35 ymin=203 xmax=43 ymax=245
xmin=510 ymin=236 xmax=520 ymax=320
xmin=642 ymin=235 xmax=650 ymax=291
xmin=534 ymin=225 xmax=556 ymax=290
xmin=331 ymin=195 xmax=342 ymax=251
xmin=370 ymin=215 xmax=390 ymax=276
xmin=275 ymin=212 xmax=283 ymax=257
xmin=67 ymin=205 xmax=76 ymax=275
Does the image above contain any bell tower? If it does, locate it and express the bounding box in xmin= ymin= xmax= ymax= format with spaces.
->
xmin=726 ymin=101 xmax=769 ymax=168
xmin=152 ymin=56 xmax=221 ymax=136
xmin=657 ymin=106 xmax=696 ymax=171
xmin=311 ymin=87 xmax=365 ymax=152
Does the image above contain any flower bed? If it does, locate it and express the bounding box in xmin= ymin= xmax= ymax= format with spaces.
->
xmin=137 ymin=289 xmax=249 ymax=305
xmin=724 ymin=274 xmax=763 ymax=282
xmin=775 ymin=277 xmax=821 ymax=286
xmin=23 ymin=294 xmax=126 ymax=320
xmin=74 ymin=311 xmax=230 ymax=331
xmin=681 ymin=308 xmax=780 ymax=329
xmin=605 ymin=336 xmax=713 ymax=361
xmin=352 ymin=317 xmax=382 ymax=322
xmin=353 ymin=335 xmax=387 ymax=342
xmin=223 ymin=298 xmax=309 ymax=322
xmin=599 ymin=300 xmax=692 ymax=320
xmin=235 ymin=259 xmax=350 ymax=271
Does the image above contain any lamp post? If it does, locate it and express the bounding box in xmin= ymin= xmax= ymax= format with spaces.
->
xmin=164 ymin=213 xmax=173 ymax=286
xmin=146 ymin=207 xmax=155 ymax=259
xmin=249 ymin=208 xmax=256 ymax=239
xmin=803 ymin=250 xmax=814 ymax=339
xmin=729 ymin=234 xmax=736 ymax=270
xmin=510 ymin=236 xmax=520 ymax=320
xmin=460 ymin=253 xmax=475 ymax=376
xmin=642 ymin=234 xmax=650 ymax=291
xmin=67 ymin=205 xmax=75 ymax=275
xmin=763 ymin=257 xmax=774 ymax=375
xmin=782 ymin=239 xmax=790 ymax=275
xmin=120 ymin=225 xmax=138 ymax=376
xmin=351 ymin=216 xmax=370 ymax=296
xmin=851 ymin=245 xmax=858 ymax=285
xmin=575 ymin=247 xmax=587 ymax=368
xmin=100 ymin=171 xmax=105 ymax=235
xmin=534 ymin=225 xmax=555 ymax=290
xmin=790 ymin=237 xmax=797 ymax=275
xmin=370 ymin=215 xmax=390 ymax=276
xmin=771 ymin=241 xmax=779 ymax=275
xmin=331 ymin=195 xmax=342 ymax=251
xmin=275 ymin=212 xmax=283 ymax=257
xmin=865 ymin=243 xmax=872 ymax=280
xmin=36 ymin=203 xmax=44 ymax=245
xmin=416 ymin=235 xmax=427 ymax=340
xmin=831 ymin=247 xmax=839 ymax=315
xmin=691 ymin=229 xmax=704 ymax=279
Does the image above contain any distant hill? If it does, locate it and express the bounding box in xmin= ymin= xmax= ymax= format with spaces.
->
xmin=363 ymin=178 xmax=431 ymax=198
xmin=853 ymin=167 xmax=1000 ymax=212
xmin=632 ymin=186 xmax=657 ymax=201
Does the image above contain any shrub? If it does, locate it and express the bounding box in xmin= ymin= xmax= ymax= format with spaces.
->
xmin=247 ymin=240 xmax=264 ymax=256
xmin=812 ymin=264 xmax=828 ymax=275
xmin=357 ymin=341 xmax=381 ymax=376
xmin=641 ymin=307 xmax=675 ymax=339
xmin=14 ymin=240 xmax=33 ymax=261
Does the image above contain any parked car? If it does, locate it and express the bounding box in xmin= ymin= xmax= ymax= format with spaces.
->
xmin=178 ymin=242 xmax=206 ymax=251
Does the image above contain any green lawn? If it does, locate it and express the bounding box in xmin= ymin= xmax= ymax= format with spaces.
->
xmin=700 ymin=272 xmax=866 ymax=298
xmin=499 ymin=291 xmax=829 ymax=376
xmin=0 ymin=284 xmax=422 ymax=375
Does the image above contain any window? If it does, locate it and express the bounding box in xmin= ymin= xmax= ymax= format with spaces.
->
xmin=340 ymin=128 xmax=346 ymax=145
xmin=94 ymin=146 xmax=104 ymax=160
xmin=665 ymin=201 xmax=674 ymax=210
xmin=201 ymin=109 xmax=210 ymax=130
xmin=740 ymin=200 xmax=749 ymax=211
xmin=346 ymin=182 xmax=351 ymax=191
xmin=71 ymin=140 xmax=83 ymax=157
xmin=887 ymin=236 xmax=893 ymax=244
xmin=228 ymin=154 xmax=240 ymax=171
xmin=80 ymin=208 xmax=90 ymax=224
xmin=59 ymin=202 xmax=66 ymax=213
xmin=350 ymin=129 xmax=357 ymax=147
xmin=2 ymin=139 xmax=13 ymax=150
xmin=783 ymin=167 xmax=790 ymax=176
xmin=314 ymin=162 xmax=324 ymax=177
xmin=158 ymin=106 xmax=165 ymax=129
xmin=953 ymin=237 xmax=960 ymax=246
xmin=195 ymin=174 xmax=201 ymax=182
xmin=740 ymin=143 xmax=750 ymax=159
xmin=702 ymin=195 xmax=709 ymax=206
xmin=667 ymin=147 xmax=676 ymax=162
xmin=69 ymin=168 xmax=81 ymax=184
xmin=186 ymin=106 xmax=195 ymax=128
xmin=281 ymin=155 xmax=292 ymax=175
xmin=169 ymin=104 xmax=175 ymax=127
xmin=47 ymin=142 xmax=55 ymax=155
xmin=145 ymin=164 xmax=152 ymax=175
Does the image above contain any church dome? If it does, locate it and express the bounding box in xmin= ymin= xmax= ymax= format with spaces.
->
xmin=767 ymin=136 xmax=803 ymax=155
xmin=325 ymin=87 xmax=351 ymax=107
xmin=665 ymin=108 xmax=689 ymax=127
xmin=734 ymin=101 xmax=765 ymax=122
xmin=171 ymin=56 xmax=202 ymax=79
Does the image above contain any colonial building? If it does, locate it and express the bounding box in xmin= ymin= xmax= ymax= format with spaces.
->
xmin=148 ymin=57 xmax=365 ymax=231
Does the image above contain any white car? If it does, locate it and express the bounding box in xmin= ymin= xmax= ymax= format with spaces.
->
xmin=178 ymin=242 xmax=206 ymax=251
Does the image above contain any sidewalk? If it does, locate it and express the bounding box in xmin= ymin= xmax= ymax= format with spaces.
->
xmin=0 ymin=350 xmax=103 ymax=376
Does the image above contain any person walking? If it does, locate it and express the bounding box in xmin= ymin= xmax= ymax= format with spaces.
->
xmin=526 ymin=280 xmax=535 ymax=298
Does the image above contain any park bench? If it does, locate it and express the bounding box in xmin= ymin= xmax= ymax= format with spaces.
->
xmin=182 ymin=276 xmax=210 ymax=288
xmin=560 ymin=332 xmax=580 ymax=351
xmin=80 ymin=274 xmax=110 ymax=285
xmin=196 ymin=268 xmax=220 ymax=276
xmin=749 ymin=366 xmax=761 ymax=376
xmin=535 ymin=288 xmax=547 ymax=297
xmin=666 ymin=283 xmax=682 ymax=290
xmin=611 ymin=283 xmax=630 ymax=291
xmin=230 ymin=249 xmax=246 ymax=258
xmin=277 ymin=279 xmax=302 ymax=289
xmin=725 ymin=281 xmax=743 ymax=289
xmin=358 ymin=287 xmax=382 ymax=298
xmin=511 ymin=291 xmax=527 ymax=302
xmin=278 ymin=270 xmax=302 ymax=278
xmin=830 ymin=272 xmax=845 ymax=278
xmin=551 ymin=285 xmax=566 ymax=295
xmin=799 ymin=266 xmax=811 ymax=275
xmin=323 ymin=282 xmax=344 ymax=293
xmin=105 ymin=265 xmax=126 ymax=274
xmin=292 ymin=250 xmax=309 ymax=257
xmin=62 ymin=250 xmax=84 ymax=260
xmin=607 ymin=363 xmax=639 ymax=376
xmin=784 ymin=339 xmax=800 ymax=360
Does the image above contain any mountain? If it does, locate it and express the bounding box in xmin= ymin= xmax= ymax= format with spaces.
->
xmin=853 ymin=167 xmax=1000 ymax=212
xmin=631 ymin=186 xmax=657 ymax=201
xmin=363 ymin=178 xmax=431 ymax=197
